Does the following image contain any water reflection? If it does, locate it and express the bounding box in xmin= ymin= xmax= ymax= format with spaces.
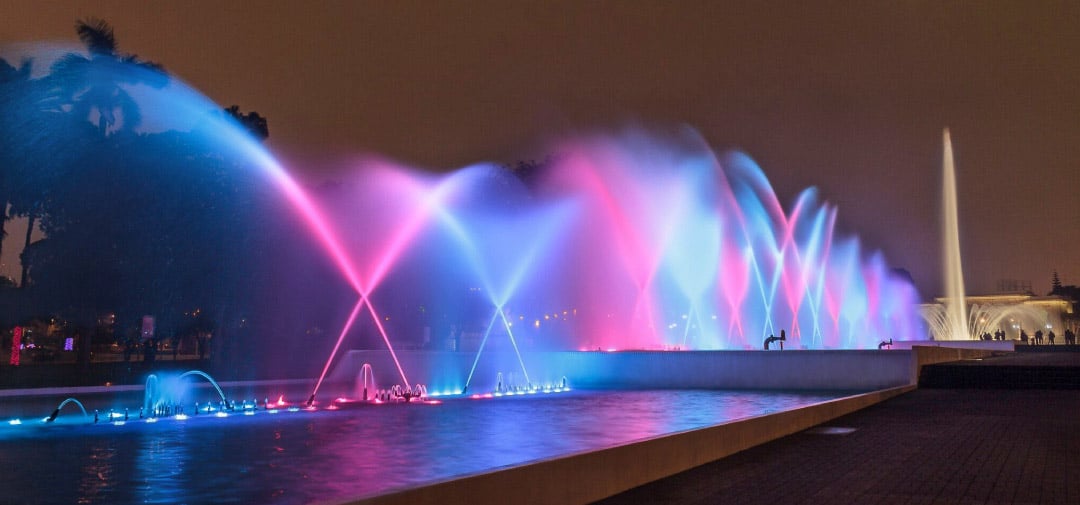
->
xmin=132 ymin=427 xmax=195 ymax=504
xmin=76 ymin=444 xmax=117 ymax=504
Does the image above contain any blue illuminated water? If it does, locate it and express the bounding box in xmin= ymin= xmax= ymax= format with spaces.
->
xmin=0 ymin=389 xmax=849 ymax=504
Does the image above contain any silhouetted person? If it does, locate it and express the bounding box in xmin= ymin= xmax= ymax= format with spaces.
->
xmin=143 ymin=338 xmax=155 ymax=362
xmin=1035 ymin=330 xmax=1043 ymax=345
xmin=1020 ymin=330 xmax=1029 ymax=344
xmin=1048 ymin=330 xmax=1056 ymax=345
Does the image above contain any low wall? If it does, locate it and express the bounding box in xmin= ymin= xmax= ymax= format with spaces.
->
xmin=907 ymin=345 xmax=1003 ymax=381
xmin=893 ymin=339 xmax=1016 ymax=351
xmin=325 ymin=385 xmax=915 ymax=505
xmin=327 ymin=349 xmax=918 ymax=393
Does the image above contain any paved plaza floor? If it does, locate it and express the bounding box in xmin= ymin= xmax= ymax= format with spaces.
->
xmin=597 ymin=372 xmax=1080 ymax=504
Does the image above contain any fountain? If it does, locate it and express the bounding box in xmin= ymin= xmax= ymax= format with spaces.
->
xmin=0 ymin=37 xmax=934 ymax=505
xmin=2 ymin=42 xmax=926 ymax=407
xmin=141 ymin=370 xmax=230 ymax=418
xmin=940 ymin=128 xmax=970 ymax=339
xmin=44 ymin=398 xmax=89 ymax=423
xmin=356 ymin=363 xmax=376 ymax=401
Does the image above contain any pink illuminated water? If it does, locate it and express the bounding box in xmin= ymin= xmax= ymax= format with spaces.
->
xmin=282 ymin=130 xmax=923 ymax=367
xmin=2 ymin=43 xmax=925 ymax=397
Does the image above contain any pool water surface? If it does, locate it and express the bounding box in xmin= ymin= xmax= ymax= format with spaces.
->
xmin=0 ymin=389 xmax=852 ymax=504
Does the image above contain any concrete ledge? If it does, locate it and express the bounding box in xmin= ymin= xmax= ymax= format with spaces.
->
xmin=324 ymin=384 xmax=915 ymax=505
xmin=894 ymin=339 xmax=1016 ymax=351
xmin=909 ymin=345 xmax=1000 ymax=380
xmin=330 ymin=350 xmax=917 ymax=392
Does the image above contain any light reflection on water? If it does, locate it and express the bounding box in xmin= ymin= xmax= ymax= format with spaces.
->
xmin=1 ymin=389 xmax=846 ymax=504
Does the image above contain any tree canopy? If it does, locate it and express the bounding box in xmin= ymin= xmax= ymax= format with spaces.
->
xmin=0 ymin=20 xmax=298 ymax=367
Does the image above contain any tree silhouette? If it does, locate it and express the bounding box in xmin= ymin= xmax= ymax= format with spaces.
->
xmin=0 ymin=57 xmax=34 ymax=264
xmin=502 ymin=155 xmax=559 ymax=189
xmin=47 ymin=18 xmax=167 ymax=136
xmin=12 ymin=19 xmax=169 ymax=287
xmin=1051 ymin=270 xmax=1063 ymax=295
xmin=224 ymin=105 xmax=269 ymax=142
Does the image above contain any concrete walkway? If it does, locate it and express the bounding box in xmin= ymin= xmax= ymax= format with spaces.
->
xmin=596 ymin=388 xmax=1080 ymax=505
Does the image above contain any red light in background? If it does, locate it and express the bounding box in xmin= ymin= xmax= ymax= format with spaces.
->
xmin=9 ymin=327 xmax=21 ymax=366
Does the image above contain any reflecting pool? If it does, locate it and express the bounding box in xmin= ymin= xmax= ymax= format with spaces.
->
xmin=0 ymin=389 xmax=850 ymax=504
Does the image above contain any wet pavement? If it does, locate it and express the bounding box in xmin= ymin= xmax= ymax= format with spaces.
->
xmin=597 ymin=352 xmax=1080 ymax=505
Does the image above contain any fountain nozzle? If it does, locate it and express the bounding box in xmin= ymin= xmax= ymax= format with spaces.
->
xmin=305 ymin=394 xmax=316 ymax=407
xmin=45 ymin=408 xmax=60 ymax=423
xmin=764 ymin=330 xmax=787 ymax=350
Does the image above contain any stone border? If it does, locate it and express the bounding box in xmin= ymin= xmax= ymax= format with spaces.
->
xmin=329 ymin=349 xmax=917 ymax=391
xmin=321 ymin=384 xmax=915 ymax=505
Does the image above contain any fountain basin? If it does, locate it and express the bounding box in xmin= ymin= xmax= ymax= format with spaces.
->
xmin=0 ymin=386 xmax=868 ymax=504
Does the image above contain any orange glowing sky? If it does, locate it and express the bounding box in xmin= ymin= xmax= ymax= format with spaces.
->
xmin=2 ymin=1 xmax=1078 ymax=297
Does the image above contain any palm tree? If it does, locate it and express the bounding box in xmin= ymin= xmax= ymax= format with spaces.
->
xmin=47 ymin=18 xmax=167 ymax=136
xmin=0 ymin=57 xmax=36 ymax=269
xmin=12 ymin=19 xmax=169 ymax=288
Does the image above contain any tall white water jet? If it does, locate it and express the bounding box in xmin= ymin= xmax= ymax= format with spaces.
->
xmin=941 ymin=128 xmax=969 ymax=339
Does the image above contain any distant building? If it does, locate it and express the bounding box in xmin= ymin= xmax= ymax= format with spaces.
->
xmin=919 ymin=293 xmax=1075 ymax=340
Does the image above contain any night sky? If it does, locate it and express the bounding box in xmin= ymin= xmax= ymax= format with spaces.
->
xmin=2 ymin=1 xmax=1078 ymax=299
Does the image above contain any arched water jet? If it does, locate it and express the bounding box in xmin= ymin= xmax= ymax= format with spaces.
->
xmin=45 ymin=398 xmax=89 ymax=423
xmin=177 ymin=370 xmax=228 ymax=405
xmin=2 ymin=43 xmax=927 ymax=392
